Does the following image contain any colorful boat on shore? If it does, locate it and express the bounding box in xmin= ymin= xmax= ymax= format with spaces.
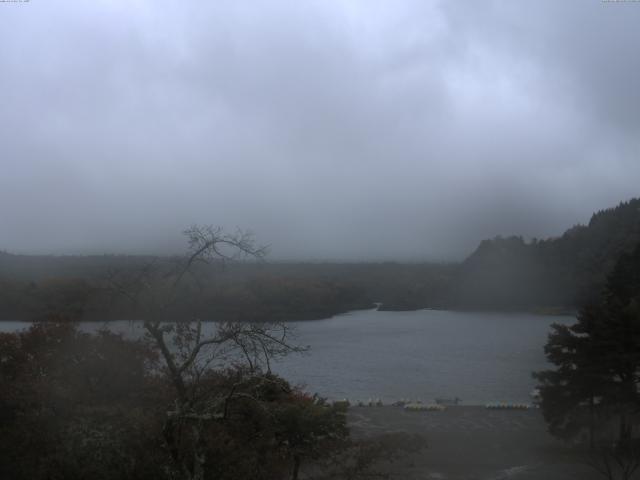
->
xmin=485 ymin=403 xmax=531 ymax=410
xmin=404 ymin=403 xmax=446 ymax=411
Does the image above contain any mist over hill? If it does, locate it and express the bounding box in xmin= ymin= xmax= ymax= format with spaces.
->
xmin=0 ymin=198 xmax=638 ymax=321
xmin=453 ymin=198 xmax=640 ymax=311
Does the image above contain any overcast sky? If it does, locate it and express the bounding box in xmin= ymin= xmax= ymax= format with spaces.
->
xmin=0 ymin=0 xmax=638 ymax=260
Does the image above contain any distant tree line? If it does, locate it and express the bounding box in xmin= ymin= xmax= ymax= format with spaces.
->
xmin=0 ymin=198 xmax=638 ymax=320
xmin=0 ymin=272 xmax=374 ymax=323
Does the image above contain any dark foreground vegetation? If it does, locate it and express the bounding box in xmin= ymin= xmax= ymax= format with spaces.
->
xmin=1 ymin=198 xmax=639 ymax=321
xmin=0 ymin=227 xmax=422 ymax=480
xmin=0 ymin=321 xmax=422 ymax=480
xmin=535 ymin=242 xmax=640 ymax=479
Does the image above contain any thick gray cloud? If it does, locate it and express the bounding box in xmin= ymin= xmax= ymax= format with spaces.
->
xmin=0 ymin=0 xmax=638 ymax=260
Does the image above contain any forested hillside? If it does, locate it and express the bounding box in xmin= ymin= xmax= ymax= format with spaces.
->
xmin=0 ymin=198 xmax=638 ymax=320
xmin=453 ymin=198 xmax=640 ymax=310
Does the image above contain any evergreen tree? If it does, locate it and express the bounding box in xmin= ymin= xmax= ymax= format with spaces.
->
xmin=534 ymin=242 xmax=640 ymax=447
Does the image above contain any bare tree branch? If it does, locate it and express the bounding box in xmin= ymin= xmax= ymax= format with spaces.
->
xmin=104 ymin=225 xmax=299 ymax=480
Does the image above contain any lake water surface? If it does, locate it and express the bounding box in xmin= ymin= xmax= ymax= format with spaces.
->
xmin=0 ymin=309 xmax=574 ymax=404
xmin=274 ymin=309 xmax=574 ymax=404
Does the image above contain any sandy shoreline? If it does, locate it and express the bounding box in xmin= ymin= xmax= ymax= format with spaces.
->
xmin=346 ymin=405 xmax=599 ymax=480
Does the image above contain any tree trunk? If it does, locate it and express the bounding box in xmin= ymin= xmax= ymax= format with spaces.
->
xmin=589 ymin=395 xmax=595 ymax=450
xmin=619 ymin=411 xmax=631 ymax=447
xmin=291 ymin=455 xmax=301 ymax=480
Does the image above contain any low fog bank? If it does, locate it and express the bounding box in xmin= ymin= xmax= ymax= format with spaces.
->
xmin=1 ymin=198 xmax=638 ymax=321
xmin=1 ymin=1 xmax=640 ymax=261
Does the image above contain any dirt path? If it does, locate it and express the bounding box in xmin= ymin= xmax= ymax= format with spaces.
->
xmin=347 ymin=406 xmax=599 ymax=480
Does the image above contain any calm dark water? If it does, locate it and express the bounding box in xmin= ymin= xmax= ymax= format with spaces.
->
xmin=271 ymin=309 xmax=574 ymax=404
xmin=0 ymin=309 xmax=574 ymax=404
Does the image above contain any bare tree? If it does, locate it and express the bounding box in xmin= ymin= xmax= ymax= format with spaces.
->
xmin=108 ymin=225 xmax=305 ymax=480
